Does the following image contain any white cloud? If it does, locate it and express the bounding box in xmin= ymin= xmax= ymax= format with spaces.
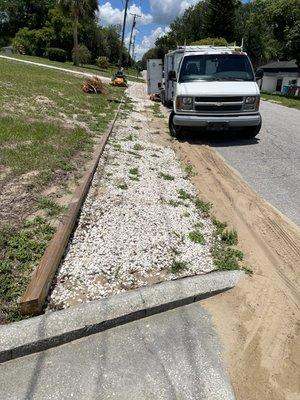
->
xmin=134 ymin=26 xmax=170 ymax=60
xmin=99 ymin=2 xmax=152 ymax=26
xmin=149 ymin=0 xmax=199 ymax=25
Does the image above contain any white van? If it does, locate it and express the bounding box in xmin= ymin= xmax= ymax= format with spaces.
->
xmin=158 ymin=46 xmax=263 ymax=138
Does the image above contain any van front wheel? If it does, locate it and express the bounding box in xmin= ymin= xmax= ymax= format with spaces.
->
xmin=242 ymin=122 xmax=262 ymax=139
xmin=169 ymin=112 xmax=183 ymax=138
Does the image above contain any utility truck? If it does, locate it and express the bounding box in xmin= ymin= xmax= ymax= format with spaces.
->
xmin=149 ymin=45 xmax=263 ymax=138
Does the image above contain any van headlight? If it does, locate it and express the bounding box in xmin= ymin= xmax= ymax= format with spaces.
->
xmin=176 ymin=97 xmax=194 ymax=110
xmin=244 ymin=96 xmax=260 ymax=110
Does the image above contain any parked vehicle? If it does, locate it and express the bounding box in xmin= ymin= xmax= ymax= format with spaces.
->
xmin=148 ymin=46 xmax=263 ymax=138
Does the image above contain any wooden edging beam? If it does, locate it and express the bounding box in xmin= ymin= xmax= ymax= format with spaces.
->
xmin=20 ymin=103 xmax=122 ymax=316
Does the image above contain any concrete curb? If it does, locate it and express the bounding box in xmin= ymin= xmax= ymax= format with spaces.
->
xmin=0 ymin=271 xmax=243 ymax=363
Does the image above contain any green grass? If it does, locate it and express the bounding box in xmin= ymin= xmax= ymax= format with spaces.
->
xmin=171 ymin=260 xmax=189 ymax=273
xmin=133 ymin=143 xmax=144 ymax=151
xmin=0 ymin=53 xmax=144 ymax=82
xmin=194 ymin=198 xmax=212 ymax=217
xmin=261 ymin=91 xmax=300 ymax=110
xmin=150 ymin=103 xmax=164 ymax=118
xmin=184 ymin=163 xmax=197 ymax=178
xmin=221 ymin=229 xmax=238 ymax=246
xmin=0 ymin=217 xmax=55 ymax=323
xmin=0 ymin=57 xmax=123 ymax=323
xmin=0 ymin=58 xmax=122 ymax=185
xmin=159 ymin=172 xmax=175 ymax=181
xmin=37 ymin=197 xmax=66 ymax=217
xmin=188 ymin=230 xmax=205 ymax=244
xmin=211 ymin=246 xmax=243 ymax=271
xmin=178 ymin=189 xmax=193 ymax=201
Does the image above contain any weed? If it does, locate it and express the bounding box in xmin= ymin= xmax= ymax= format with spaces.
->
xmin=133 ymin=143 xmax=144 ymax=151
xmin=171 ymin=260 xmax=189 ymax=273
xmin=133 ymin=126 xmax=141 ymax=130
xmin=184 ymin=163 xmax=196 ymax=178
xmin=168 ymin=200 xmax=183 ymax=207
xmin=150 ymin=103 xmax=164 ymax=118
xmin=151 ymin=153 xmax=159 ymax=158
xmin=194 ymin=198 xmax=212 ymax=217
xmin=125 ymin=134 xmax=133 ymax=141
xmin=129 ymin=176 xmax=140 ymax=181
xmin=242 ymin=266 xmax=253 ymax=276
xmin=194 ymin=222 xmax=204 ymax=229
xmin=212 ymin=245 xmax=243 ymax=271
xmin=129 ymin=167 xmax=139 ymax=176
xmin=128 ymin=150 xmax=142 ymax=159
xmin=221 ymin=229 xmax=238 ymax=246
xmin=37 ymin=197 xmax=66 ymax=217
xmin=178 ymin=189 xmax=193 ymax=201
xmin=212 ymin=218 xmax=227 ymax=235
xmin=182 ymin=212 xmax=190 ymax=218
xmin=188 ymin=230 xmax=205 ymax=244
xmin=159 ymin=172 xmax=175 ymax=181
xmin=117 ymin=182 xmax=128 ymax=190
xmin=113 ymin=143 xmax=122 ymax=151
xmin=0 ymin=217 xmax=55 ymax=322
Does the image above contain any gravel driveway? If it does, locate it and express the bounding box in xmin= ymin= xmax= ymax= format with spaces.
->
xmin=48 ymin=83 xmax=220 ymax=310
xmin=189 ymin=101 xmax=300 ymax=225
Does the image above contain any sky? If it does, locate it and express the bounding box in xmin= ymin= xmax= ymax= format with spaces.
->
xmin=98 ymin=0 xmax=201 ymax=60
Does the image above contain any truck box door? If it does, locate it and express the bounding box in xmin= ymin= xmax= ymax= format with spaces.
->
xmin=147 ymin=59 xmax=163 ymax=95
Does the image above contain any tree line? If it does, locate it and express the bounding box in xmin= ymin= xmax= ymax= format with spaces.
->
xmin=142 ymin=0 xmax=300 ymax=69
xmin=0 ymin=0 xmax=131 ymax=66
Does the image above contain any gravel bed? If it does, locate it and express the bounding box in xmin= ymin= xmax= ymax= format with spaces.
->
xmin=47 ymin=83 xmax=217 ymax=311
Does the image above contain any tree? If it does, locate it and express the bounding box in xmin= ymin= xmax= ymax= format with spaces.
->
xmin=204 ymin=0 xmax=241 ymax=43
xmin=57 ymin=0 xmax=98 ymax=66
xmin=0 ymin=0 xmax=56 ymax=45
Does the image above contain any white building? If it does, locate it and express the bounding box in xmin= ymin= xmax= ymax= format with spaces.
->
xmin=258 ymin=59 xmax=300 ymax=94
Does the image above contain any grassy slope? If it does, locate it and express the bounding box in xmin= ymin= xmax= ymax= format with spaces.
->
xmin=0 ymin=53 xmax=144 ymax=81
xmin=0 ymin=58 xmax=122 ymax=323
xmin=261 ymin=91 xmax=300 ymax=110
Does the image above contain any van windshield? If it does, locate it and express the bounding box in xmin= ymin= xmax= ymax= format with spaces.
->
xmin=179 ymin=54 xmax=254 ymax=82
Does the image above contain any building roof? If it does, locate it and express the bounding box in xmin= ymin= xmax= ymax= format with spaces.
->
xmin=260 ymin=59 xmax=298 ymax=71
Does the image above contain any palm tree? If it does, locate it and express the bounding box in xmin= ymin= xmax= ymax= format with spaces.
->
xmin=58 ymin=0 xmax=98 ymax=66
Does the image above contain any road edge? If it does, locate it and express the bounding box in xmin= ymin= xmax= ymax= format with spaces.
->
xmin=0 ymin=271 xmax=243 ymax=363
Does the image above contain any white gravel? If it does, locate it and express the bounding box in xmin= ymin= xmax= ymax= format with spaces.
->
xmin=48 ymin=83 xmax=217 ymax=311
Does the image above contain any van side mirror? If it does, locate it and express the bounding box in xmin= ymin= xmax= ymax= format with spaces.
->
xmin=168 ymin=70 xmax=176 ymax=81
xmin=255 ymin=69 xmax=263 ymax=81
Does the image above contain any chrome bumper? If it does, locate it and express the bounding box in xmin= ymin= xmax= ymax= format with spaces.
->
xmin=173 ymin=113 xmax=261 ymax=128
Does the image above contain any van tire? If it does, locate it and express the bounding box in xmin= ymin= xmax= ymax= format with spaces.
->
xmin=242 ymin=122 xmax=262 ymax=139
xmin=169 ymin=112 xmax=183 ymax=138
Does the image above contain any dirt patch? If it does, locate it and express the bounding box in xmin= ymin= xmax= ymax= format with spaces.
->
xmin=145 ymin=99 xmax=300 ymax=399
xmin=170 ymin=140 xmax=300 ymax=400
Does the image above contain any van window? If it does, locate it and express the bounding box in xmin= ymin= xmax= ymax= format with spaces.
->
xmin=179 ymin=54 xmax=254 ymax=82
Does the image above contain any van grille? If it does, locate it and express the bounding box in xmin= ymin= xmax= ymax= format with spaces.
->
xmin=195 ymin=96 xmax=243 ymax=102
xmin=195 ymin=104 xmax=242 ymax=112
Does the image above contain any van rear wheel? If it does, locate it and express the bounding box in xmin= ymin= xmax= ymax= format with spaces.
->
xmin=169 ymin=112 xmax=183 ymax=138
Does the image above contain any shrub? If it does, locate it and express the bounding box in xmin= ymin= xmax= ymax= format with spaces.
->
xmin=96 ymin=56 xmax=110 ymax=69
xmin=73 ymin=44 xmax=91 ymax=66
xmin=48 ymin=47 xmax=67 ymax=62
xmin=13 ymin=27 xmax=54 ymax=56
xmin=191 ymin=37 xmax=228 ymax=46
xmin=12 ymin=28 xmax=36 ymax=55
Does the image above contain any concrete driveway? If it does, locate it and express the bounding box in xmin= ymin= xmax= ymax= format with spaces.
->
xmin=186 ymin=101 xmax=300 ymax=225
xmin=0 ymin=303 xmax=235 ymax=400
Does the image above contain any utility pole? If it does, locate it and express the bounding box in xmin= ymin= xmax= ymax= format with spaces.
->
xmin=128 ymin=13 xmax=141 ymax=58
xmin=132 ymin=32 xmax=136 ymax=62
xmin=118 ymin=0 xmax=130 ymax=68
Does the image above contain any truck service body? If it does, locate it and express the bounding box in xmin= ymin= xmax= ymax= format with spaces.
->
xmin=148 ymin=45 xmax=262 ymax=138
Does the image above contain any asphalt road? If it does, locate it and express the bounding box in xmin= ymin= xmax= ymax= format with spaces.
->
xmin=0 ymin=303 xmax=235 ymax=400
xmin=187 ymin=101 xmax=300 ymax=225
